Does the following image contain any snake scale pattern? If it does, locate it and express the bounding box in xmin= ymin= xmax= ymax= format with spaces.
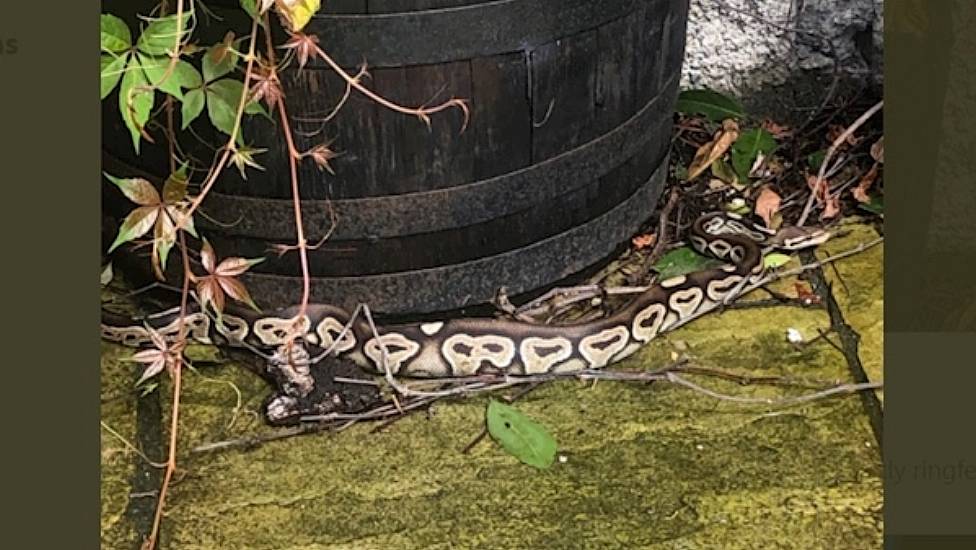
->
xmin=101 ymin=213 xmax=828 ymax=378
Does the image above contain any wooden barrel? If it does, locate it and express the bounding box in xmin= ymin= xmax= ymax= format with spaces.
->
xmin=102 ymin=0 xmax=689 ymax=315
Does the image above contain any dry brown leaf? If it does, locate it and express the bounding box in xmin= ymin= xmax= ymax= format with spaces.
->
xmin=870 ymin=137 xmax=884 ymax=163
xmin=686 ymin=119 xmax=740 ymax=181
xmin=632 ymin=233 xmax=657 ymax=250
xmin=755 ymin=187 xmax=782 ymax=228
xmin=794 ymin=282 xmax=821 ymax=306
xmin=707 ymin=179 xmax=728 ymax=191
xmin=827 ymin=124 xmax=863 ymax=149
xmin=820 ymin=195 xmax=841 ymax=220
xmin=761 ymin=119 xmax=792 ymax=139
xmin=852 ymin=162 xmax=880 ymax=203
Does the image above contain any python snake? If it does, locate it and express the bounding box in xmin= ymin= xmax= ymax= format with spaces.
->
xmin=101 ymin=213 xmax=829 ymax=379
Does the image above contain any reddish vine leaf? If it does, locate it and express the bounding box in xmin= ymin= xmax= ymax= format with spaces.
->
xmin=130 ymin=326 xmax=186 ymax=386
xmin=282 ymin=32 xmax=320 ymax=69
xmin=105 ymin=168 xmax=196 ymax=280
xmin=191 ymin=239 xmax=265 ymax=314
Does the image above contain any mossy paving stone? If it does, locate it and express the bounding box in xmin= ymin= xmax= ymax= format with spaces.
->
xmin=100 ymin=222 xmax=883 ymax=549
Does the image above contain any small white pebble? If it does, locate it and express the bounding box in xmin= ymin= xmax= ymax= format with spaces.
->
xmin=558 ymin=455 xmax=568 ymax=464
xmin=695 ymin=444 xmax=704 ymax=451
xmin=590 ymin=297 xmax=602 ymax=307
xmin=786 ymin=328 xmax=804 ymax=344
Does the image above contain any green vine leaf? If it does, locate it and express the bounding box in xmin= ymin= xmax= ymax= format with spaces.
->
xmin=676 ymin=89 xmax=745 ymax=122
xmin=118 ymin=56 xmax=155 ymax=152
xmin=203 ymin=40 xmax=240 ymax=82
xmin=181 ymin=88 xmax=206 ymax=129
xmin=136 ymin=10 xmax=194 ymax=56
xmin=240 ymin=0 xmax=259 ymax=19
xmin=731 ymin=128 xmax=776 ymax=180
xmin=100 ymin=53 xmax=128 ymax=100
xmin=137 ymin=53 xmax=202 ymax=100
xmin=486 ymin=400 xmax=558 ymax=470
xmin=205 ymin=79 xmax=265 ymax=137
xmin=101 ymin=14 xmax=131 ymax=53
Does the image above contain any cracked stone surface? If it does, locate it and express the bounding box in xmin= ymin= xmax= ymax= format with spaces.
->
xmin=101 ymin=221 xmax=883 ymax=548
xmin=682 ymin=0 xmax=884 ymax=96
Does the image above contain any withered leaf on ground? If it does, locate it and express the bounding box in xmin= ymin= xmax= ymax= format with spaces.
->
xmin=710 ymin=157 xmax=739 ymax=186
xmin=827 ymin=124 xmax=863 ymax=149
xmin=632 ymin=233 xmax=657 ymax=250
xmin=852 ymin=162 xmax=880 ymax=204
xmin=686 ymin=119 xmax=740 ymax=181
xmin=870 ymin=137 xmax=884 ymax=163
xmin=754 ymin=187 xmax=782 ymax=228
xmin=761 ymin=118 xmax=793 ymax=139
xmin=820 ymin=195 xmax=841 ymax=221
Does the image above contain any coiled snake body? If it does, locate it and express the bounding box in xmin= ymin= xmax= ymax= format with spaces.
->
xmin=101 ymin=213 xmax=828 ymax=378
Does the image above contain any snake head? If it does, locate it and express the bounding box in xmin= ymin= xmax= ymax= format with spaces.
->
xmin=770 ymin=226 xmax=832 ymax=250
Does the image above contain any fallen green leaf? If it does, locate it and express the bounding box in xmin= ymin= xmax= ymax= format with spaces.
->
xmin=486 ymin=400 xmax=557 ymax=470
xmin=732 ymin=128 xmax=776 ymax=180
xmin=653 ymin=247 xmax=722 ymax=280
xmin=676 ymin=89 xmax=745 ymax=122
xmin=763 ymin=253 xmax=792 ymax=269
xmin=710 ymin=158 xmax=739 ymax=185
xmin=858 ymin=196 xmax=884 ymax=215
xmin=807 ymin=150 xmax=826 ymax=170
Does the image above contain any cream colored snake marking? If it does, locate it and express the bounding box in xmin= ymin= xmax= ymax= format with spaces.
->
xmin=101 ymin=213 xmax=829 ymax=378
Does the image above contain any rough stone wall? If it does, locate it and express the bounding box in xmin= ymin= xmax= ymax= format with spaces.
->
xmin=927 ymin=0 xmax=976 ymax=254
xmin=681 ymin=0 xmax=884 ymax=97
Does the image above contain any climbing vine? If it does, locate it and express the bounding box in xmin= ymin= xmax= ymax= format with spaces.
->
xmin=100 ymin=1 xmax=467 ymax=547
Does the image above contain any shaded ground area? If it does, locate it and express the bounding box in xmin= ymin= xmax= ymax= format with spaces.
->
xmin=101 ymin=222 xmax=882 ymax=549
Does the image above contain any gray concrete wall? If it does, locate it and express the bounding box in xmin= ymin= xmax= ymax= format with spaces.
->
xmin=681 ymin=0 xmax=884 ymax=97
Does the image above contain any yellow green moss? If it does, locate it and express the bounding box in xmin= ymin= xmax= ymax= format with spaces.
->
xmin=101 ymin=223 xmax=883 ymax=549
